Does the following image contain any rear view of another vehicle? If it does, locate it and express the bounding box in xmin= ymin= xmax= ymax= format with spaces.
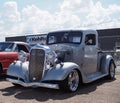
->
xmin=0 ymin=42 xmax=30 ymax=76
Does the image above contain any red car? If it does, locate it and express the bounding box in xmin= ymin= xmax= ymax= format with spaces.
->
xmin=0 ymin=42 xmax=30 ymax=75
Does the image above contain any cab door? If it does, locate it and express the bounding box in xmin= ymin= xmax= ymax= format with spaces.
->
xmin=83 ymin=34 xmax=98 ymax=74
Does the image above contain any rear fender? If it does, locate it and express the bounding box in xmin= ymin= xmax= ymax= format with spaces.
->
xmin=101 ymin=55 xmax=116 ymax=74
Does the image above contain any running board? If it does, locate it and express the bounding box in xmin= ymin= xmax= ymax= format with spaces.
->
xmin=85 ymin=72 xmax=108 ymax=83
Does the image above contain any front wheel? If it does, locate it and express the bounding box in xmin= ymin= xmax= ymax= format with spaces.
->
xmin=60 ymin=69 xmax=80 ymax=92
xmin=108 ymin=61 xmax=115 ymax=79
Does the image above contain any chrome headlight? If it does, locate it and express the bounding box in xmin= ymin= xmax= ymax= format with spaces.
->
xmin=48 ymin=51 xmax=56 ymax=60
xmin=46 ymin=51 xmax=57 ymax=68
xmin=18 ymin=50 xmax=27 ymax=62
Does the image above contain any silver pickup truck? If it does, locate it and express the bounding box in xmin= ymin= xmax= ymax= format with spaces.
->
xmin=6 ymin=30 xmax=116 ymax=92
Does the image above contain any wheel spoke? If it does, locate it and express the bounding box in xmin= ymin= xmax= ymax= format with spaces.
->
xmin=68 ymin=70 xmax=79 ymax=92
xmin=109 ymin=62 xmax=115 ymax=79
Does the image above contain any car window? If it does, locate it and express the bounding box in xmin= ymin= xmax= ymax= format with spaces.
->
xmin=26 ymin=45 xmax=31 ymax=51
xmin=47 ymin=31 xmax=82 ymax=44
xmin=85 ymin=34 xmax=96 ymax=45
xmin=0 ymin=43 xmax=14 ymax=52
xmin=16 ymin=44 xmax=29 ymax=53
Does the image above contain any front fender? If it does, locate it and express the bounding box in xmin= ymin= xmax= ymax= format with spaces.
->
xmin=43 ymin=62 xmax=81 ymax=81
xmin=101 ymin=55 xmax=116 ymax=74
xmin=7 ymin=61 xmax=29 ymax=82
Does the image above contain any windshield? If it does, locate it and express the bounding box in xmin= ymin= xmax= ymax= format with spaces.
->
xmin=47 ymin=31 xmax=82 ymax=45
xmin=0 ymin=42 xmax=14 ymax=52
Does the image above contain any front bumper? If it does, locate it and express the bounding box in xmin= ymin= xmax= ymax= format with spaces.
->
xmin=6 ymin=78 xmax=59 ymax=89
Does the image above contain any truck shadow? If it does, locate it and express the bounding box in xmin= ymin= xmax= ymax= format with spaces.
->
xmin=0 ymin=75 xmax=6 ymax=81
xmin=0 ymin=77 xmax=116 ymax=102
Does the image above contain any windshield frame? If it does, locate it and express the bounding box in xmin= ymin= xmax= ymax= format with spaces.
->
xmin=47 ymin=31 xmax=82 ymax=45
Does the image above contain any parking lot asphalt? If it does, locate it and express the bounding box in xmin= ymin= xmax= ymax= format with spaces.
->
xmin=116 ymin=66 xmax=120 ymax=72
xmin=0 ymin=73 xmax=120 ymax=103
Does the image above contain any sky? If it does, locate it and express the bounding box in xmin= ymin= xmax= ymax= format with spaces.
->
xmin=0 ymin=0 xmax=120 ymax=41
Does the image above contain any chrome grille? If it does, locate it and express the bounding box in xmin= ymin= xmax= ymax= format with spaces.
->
xmin=29 ymin=49 xmax=45 ymax=82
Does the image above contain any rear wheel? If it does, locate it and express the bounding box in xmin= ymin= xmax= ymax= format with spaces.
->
xmin=108 ymin=61 xmax=115 ymax=79
xmin=60 ymin=69 xmax=79 ymax=92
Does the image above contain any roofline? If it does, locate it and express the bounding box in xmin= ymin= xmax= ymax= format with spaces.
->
xmin=48 ymin=29 xmax=97 ymax=34
xmin=0 ymin=41 xmax=29 ymax=45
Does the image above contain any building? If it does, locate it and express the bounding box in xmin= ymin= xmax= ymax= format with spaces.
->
xmin=97 ymin=28 xmax=120 ymax=50
xmin=6 ymin=34 xmax=47 ymax=46
xmin=6 ymin=35 xmax=26 ymax=42
xmin=5 ymin=28 xmax=120 ymax=50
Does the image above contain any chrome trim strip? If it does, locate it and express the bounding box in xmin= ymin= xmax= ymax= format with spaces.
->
xmin=42 ymin=48 xmax=47 ymax=79
xmin=6 ymin=78 xmax=59 ymax=89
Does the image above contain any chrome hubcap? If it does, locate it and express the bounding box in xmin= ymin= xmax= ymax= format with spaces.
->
xmin=68 ymin=70 xmax=79 ymax=92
